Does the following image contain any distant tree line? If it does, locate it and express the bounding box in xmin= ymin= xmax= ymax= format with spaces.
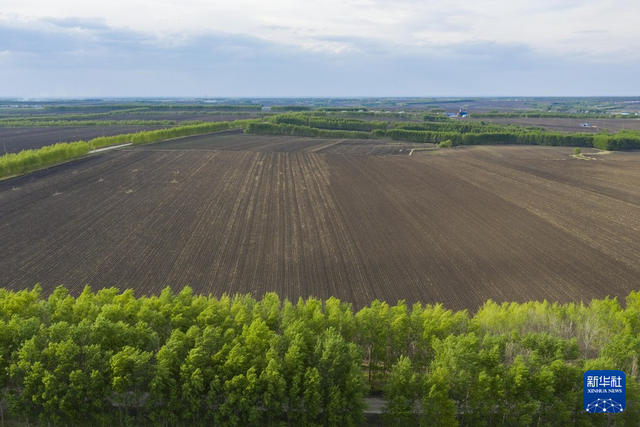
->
xmin=0 ymin=286 xmax=638 ymax=426
xmin=269 ymin=106 xmax=312 ymax=112
xmin=248 ymin=115 xmax=640 ymax=150
xmin=384 ymin=129 xmax=598 ymax=147
xmin=316 ymin=107 xmax=369 ymax=112
xmin=392 ymin=121 xmax=521 ymax=134
xmin=142 ymin=105 xmax=263 ymax=112
xmin=245 ymin=122 xmax=372 ymax=139
xmin=268 ymin=114 xmax=388 ymax=131
xmin=309 ymin=110 xmax=420 ymax=119
xmin=0 ymin=120 xmax=179 ymax=127
xmin=421 ymin=114 xmax=451 ymax=122
xmin=43 ymin=104 xmax=263 ymax=112
xmin=247 ymin=117 xmax=640 ymax=150
xmin=0 ymin=108 xmax=151 ymax=121
xmin=470 ymin=111 xmax=637 ymax=119
xmin=0 ymin=108 xmax=264 ymax=122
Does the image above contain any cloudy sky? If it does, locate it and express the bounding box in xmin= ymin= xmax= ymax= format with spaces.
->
xmin=1 ymin=0 xmax=638 ymax=97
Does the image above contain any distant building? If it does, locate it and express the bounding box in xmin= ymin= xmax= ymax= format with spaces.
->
xmin=457 ymin=108 xmax=468 ymax=118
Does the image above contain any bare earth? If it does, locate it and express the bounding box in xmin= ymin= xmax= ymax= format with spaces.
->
xmin=0 ymin=134 xmax=638 ymax=311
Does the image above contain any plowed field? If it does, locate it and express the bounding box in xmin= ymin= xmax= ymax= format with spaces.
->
xmin=137 ymin=131 xmax=429 ymax=155
xmin=1 ymin=135 xmax=638 ymax=310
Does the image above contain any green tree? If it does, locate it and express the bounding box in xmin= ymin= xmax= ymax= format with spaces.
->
xmin=110 ymin=346 xmax=153 ymax=423
xmin=383 ymin=356 xmax=420 ymax=426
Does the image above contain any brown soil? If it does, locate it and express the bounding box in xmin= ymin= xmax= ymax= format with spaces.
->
xmin=1 ymin=136 xmax=638 ymax=311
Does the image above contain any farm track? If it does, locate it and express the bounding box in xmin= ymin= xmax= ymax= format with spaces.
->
xmin=1 ymin=136 xmax=639 ymax=310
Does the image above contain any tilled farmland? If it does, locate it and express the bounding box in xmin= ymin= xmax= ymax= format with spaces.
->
xmin=139 ymin=131 xmax=429 ymax=155
xmin=1 ymin=134 xmax=639 ymax=311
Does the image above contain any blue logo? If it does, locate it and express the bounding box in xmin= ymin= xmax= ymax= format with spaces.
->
xmin=583 ymin=370 xmax=626 ymax=413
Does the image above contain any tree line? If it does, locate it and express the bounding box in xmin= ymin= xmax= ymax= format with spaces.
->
xmin=469 ymin=111 xmax=638 ymax=119
xmin=308 ymin=110 xmax=421 ymax=120
xmin=42 ymin=104 xmax=263 ymax=112
xmin=316 ymin=107 xmax=369 ymax=112
xmin=0 ymin=108 xmax=150 ymax=121
xmin=251 ymin=115 xmax=640 ymax=150
xmin=384 ymin=129 xmax=599 ymax=147
xmin=593 ymin=130 xmax=640 ymax=150
xmin=0 ymin=119 xmax=179 ymax=127
xmin=0 ymin=119 xmax=261 ymax=180
xmin=245 ymin=122 xmax=372 ymax=139
xmin=0 ymin=142 xmax=89 ymax=178
xmin=268 ymin=114 xmax=388 ymax=131
xmin=392 ymin=121 xmax=523 ymax=134
xmin=270 ymin=106 xmax=312 ymax=112
xmin=0 ymin=286 xmax=637 ymax=426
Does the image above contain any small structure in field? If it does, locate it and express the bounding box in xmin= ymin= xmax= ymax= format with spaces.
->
xmin=457 ymin=108 xmax=468 ymax=118
xmin=580 ymin=123 xmax=592 ymax=127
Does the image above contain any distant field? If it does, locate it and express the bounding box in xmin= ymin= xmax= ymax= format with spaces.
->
xmin=1 ymin=134 xmax=638 ymax=311
xmin=60 ymin=113 xmax=264 ymax=122
xmin=138 ymin=130 xmax=430 ymax=155
xmin=0 ymin=125 xmax=170 ymax=154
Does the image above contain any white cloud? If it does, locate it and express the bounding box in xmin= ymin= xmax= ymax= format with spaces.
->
xmin=0 ymin=0 xmax=639 ymax=96
xmin=2 ymin=0 xmax=639 ymax=58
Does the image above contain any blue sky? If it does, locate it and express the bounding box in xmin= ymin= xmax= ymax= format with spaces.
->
xmin=1 ymin=0 xmax=639 ymax=97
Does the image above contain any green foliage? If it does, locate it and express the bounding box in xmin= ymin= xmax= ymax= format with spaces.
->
xmin=316 ymin=107 xmax=369 ymax=112
xmin=43 ymin=104 xmax=262 ymax=112
xmin=0 ymin=119 xmax=178 ymax=127
xmin=0 ymin=119 xmax=261 ymax=179
xmin=269 ymin=105 xmax=312 ymax=112
xmin=0 ymin=287 xmax=638 ymax=426
xmin=593 ymin=130 xmax=640 ymax=150
xmin=470 ymin=111 xmax=637 ymax=120
xmin=383 ymin=356 xmax=420 ymax=426
xmin=0 ymin=142 xmax=90 ymax=179
xmin=439 ymin=139 xmax=454 ymax=148
xmin=574 ymin=147 xmax=581 ymax=155
xmin=245 ymin=122 xmax=373 ymax=139
xmin=268 ymin=113 xmax=387 ymax=131
xmin=386 ymin=127 xmax=598 ymax=147
xmin=249 ymin=112 xmax=640 ymax=151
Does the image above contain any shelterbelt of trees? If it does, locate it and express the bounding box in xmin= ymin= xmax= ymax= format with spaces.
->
xmin=0 ymin=287 xmax=638 ymax=426
xmin=0 ymin=119 xmax=181 ymax=127
xmin=0 ymin=108 xmax=150 ymax=121
xmin=41 ymin=104 xmax=263 ymax=112
xmin=246 ymin=122 xmax=373 ymax=139
xmin=469 ymin=111 xmax=638 ymax=119
xmin=0 ymin=119 xmax=261 ymax=179
xmin=246 ymin=114 xmax=640 ymax=150
xmin=383 ymin=128 xmax=640 ymax=150
xmin=267 ymin=114 xmax=388 ymax=131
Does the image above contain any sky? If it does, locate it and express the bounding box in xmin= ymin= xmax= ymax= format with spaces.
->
xmin=1 ymin=0 xmax=639 ymax=97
